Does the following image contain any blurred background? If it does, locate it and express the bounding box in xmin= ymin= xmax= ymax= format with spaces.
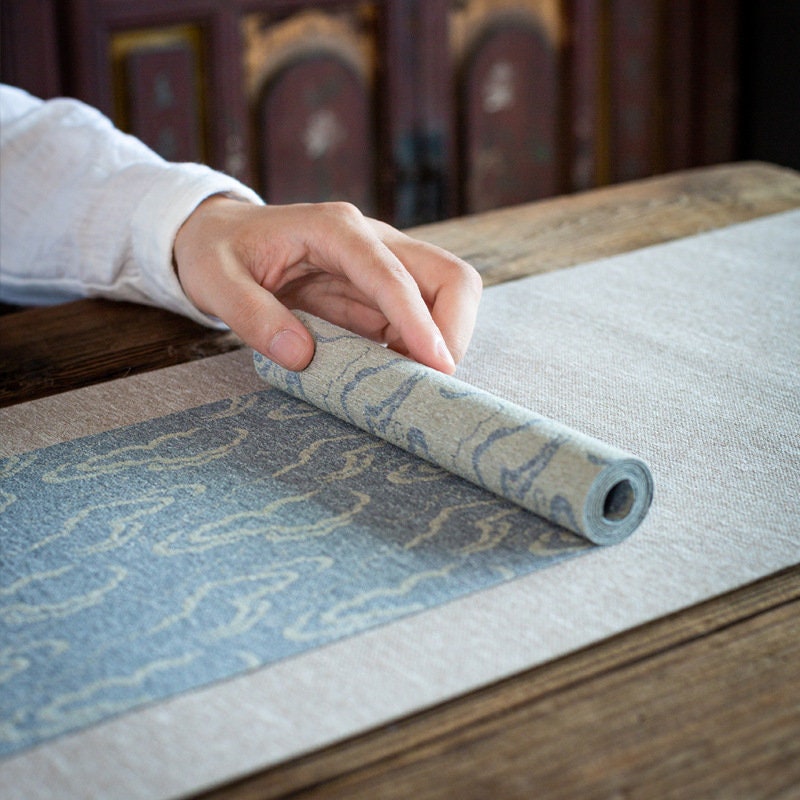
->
xmin=2 ymin=0 xmax=797 ymax=228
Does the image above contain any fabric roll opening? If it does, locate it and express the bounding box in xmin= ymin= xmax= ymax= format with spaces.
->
xmin=254 ymin=313 xmax=654 ymax=545
xmin=604 ymin=481 xmax=634 ymax=520
xmin=584 ymin=460 xmax=653 ymax=545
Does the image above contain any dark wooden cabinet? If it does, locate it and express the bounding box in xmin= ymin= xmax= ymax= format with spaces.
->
xmin=1 ymin=1 xmax=742 ymax=227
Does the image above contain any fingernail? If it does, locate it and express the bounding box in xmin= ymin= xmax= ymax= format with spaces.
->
xmin=437 ymin=336 xmax=456 ymax=371
xmin=269 ymin=329 xmax=309 ymax=370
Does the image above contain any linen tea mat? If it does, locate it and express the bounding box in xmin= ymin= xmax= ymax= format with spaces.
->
xmin=1 ymin=209 xmax=798 ymax=800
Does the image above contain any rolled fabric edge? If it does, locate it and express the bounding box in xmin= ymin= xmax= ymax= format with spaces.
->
xmin=254 ymin=313 xmax=653 ymax=545
xmin=582 ymin=458 xmax=654 ymax=545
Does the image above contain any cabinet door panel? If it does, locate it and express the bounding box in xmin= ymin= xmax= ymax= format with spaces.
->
xmin=124 ymin=42 xmax=203 ymax=163
xmin=607 ymin=0 xmax=660 ymax=182
xmin=256 ymin=54 xmax=374 ymax=212
xmin=458 ymin=16 xmax=562 ymax=213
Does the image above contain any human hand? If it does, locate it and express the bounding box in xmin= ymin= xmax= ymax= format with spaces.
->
xmin=173 ymin=197 xmax=482 ymax=374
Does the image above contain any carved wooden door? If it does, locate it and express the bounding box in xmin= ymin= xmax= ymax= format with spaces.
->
xmin=242 ymin=6 xmax=379 ymax=215
xmin=451 ymin=1 xmax=565 ymax=213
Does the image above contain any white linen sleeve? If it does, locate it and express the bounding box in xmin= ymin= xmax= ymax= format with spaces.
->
xmin=0 ymin=84 xmax=264 ymax=326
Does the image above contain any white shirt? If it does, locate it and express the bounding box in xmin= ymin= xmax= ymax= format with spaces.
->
xmin=0 ymin=84 xmax=263 ymax=326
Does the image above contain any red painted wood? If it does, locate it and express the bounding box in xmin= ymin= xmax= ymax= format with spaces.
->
xmin=0 ymin=0 xmax=63 ymax=99
xmin=257 ymin=54 xmax=375 ymax=212
xmin=608 ymin=0 xmax=661 ymax=182
xmin=567 ymin=0 xmax=604 ymax=190
xmin=6 ymin=1 xmax=747 ymax=224
xmin=125 ymin=43 xmax=203 ymax=163
xmin=460 ymin=21 xmax=562 ymax=213
xmin=694 ymin=0 xmax=740 ymax=166
xmin=663 ymin=0 xmax=696 ymax=171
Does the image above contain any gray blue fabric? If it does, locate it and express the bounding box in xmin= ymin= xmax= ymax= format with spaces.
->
xmin=255 ymin=314 xmax=653 ymax=545
xmin=0 ymin=389 xmax=588 ymax=758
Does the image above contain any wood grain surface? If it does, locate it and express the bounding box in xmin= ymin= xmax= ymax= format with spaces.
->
xmin=410 ymin=162 xmax=800 ymax=287
xmin=0 ymin=299 xmax=241 ymax=407
xmin=2 ymin=162 xmax=799 ymax=799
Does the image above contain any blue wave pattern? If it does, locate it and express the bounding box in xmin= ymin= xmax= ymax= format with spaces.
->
xmin=0 ymin=390 xmax=587 ymax=757
xmin=255 ymin=314 xmax=653 ymax=545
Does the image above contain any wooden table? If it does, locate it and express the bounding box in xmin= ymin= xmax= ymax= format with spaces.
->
xmin=2 ymin=162 xmax=799 ymax=798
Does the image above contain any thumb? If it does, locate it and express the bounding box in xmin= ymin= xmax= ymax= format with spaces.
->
xmin=218 ymin=280 xmax=315 ymax=371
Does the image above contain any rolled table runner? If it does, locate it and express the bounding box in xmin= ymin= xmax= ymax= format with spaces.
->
xmin=254 ymin=313 xmax=653 ymax=545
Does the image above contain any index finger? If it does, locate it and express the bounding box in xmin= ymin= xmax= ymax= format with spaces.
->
xmin=369 ymin=221 xmax=483 ymax=365
xmin=301 ymin=203 xmax=470 ymax=373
